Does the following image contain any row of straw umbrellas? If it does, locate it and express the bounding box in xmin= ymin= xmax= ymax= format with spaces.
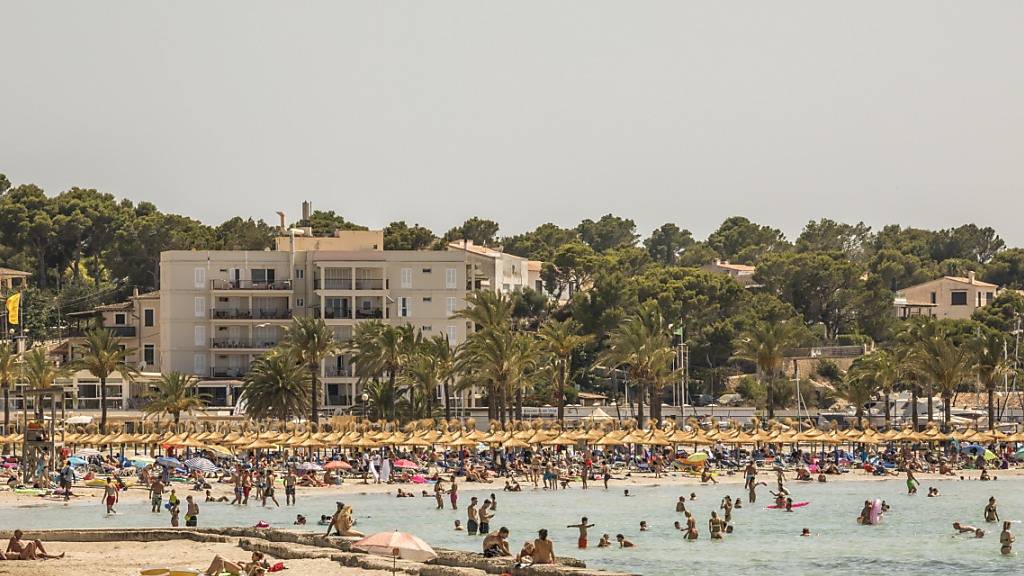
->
xmin=5 ymin=421 xmax=1021 ymax=454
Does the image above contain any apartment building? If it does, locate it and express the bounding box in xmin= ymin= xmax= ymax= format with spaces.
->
xmin=895 ymin=272 xmax=1000 ymax=320
xmin=159 ymin=230 xmax=475 ymax=414
xmin=447 ymin=240 xmax=529 ymax=293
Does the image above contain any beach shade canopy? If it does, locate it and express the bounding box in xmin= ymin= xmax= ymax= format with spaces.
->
xmin=65 ymin=415 xmax=93 ymax=425
xmin=324 ymin=460 xmax=352 ymax=471
xmin=392 ymin=459 xmax=418 ymax=469
xmin=352 ymin=531 xmax=438 ymax=562
xmin=74 ymin=448 xmax=101 ymax=458
xmin=296 ymin=461 xmax=323 ymax=472
xmin=67 ymin=456 xmax=87 ymax=466
xmin=184 ymin=457 xmax=218 ymax=473
xmin=156 ymin=456 xmax=183 ymax=468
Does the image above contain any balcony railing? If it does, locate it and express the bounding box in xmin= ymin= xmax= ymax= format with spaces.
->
xmin=325 ymin=365 xmax=354 ymax=377
xmin=210 ymin=308 xmax=292 ymax=320
xmin=210 ymin=338 xmax=278 ymax=349
xmin=354 ymin=279 xmax=384 ymax=290
xmin=210 ymin=367 xmax=248 ymax=378
xmin=355 ymin=308 xmax=383 ymax=319
xmin=324 ymin=308 xmax=353 ymax=320
xmin=67 ymin=326 xmax=136 ymax=338
xmin=325 ymin=396 xmax=354 ymax=407
xmin=321 ymin=278 xmax=353 ymax=290
xmin=210 ymin=279 xmax=292 ymax=290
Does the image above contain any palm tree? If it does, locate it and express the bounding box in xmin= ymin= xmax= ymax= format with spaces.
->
xmin=350 ymin=321 xmax=417 ymax=421
xmin=733 ymin=320 xmax=802 ymax=421
xmin=456 ymin=327 xmax=536 ymax=423
xmin=19 ymin=347 xmax=72 ymax=420
xmin=970 ymin=332 xmax=1016 ymax=430
xmin=600 ymin=301 xmax=677 ymax=427
xmin=538 ymin=318 xmax=593 ymax=424
xmin=360 ymin=380 xmax=395 ymax=421
xmin=282 ymin=316 xmax=339 ymax=424
xmin=914 ymin=336 xmax=972 ymax=427
xmin=428 ymin=334 xmax=459 ymax=421
xmin=241 ymin=348 xmax=311 ymax=421
xmin=142 ymin=372 xmax=207 ymax=428
xmin=837 ymin=361 xmax=878 ymax=419
xmin=74 ymin=328 xmax=137 ymax=433
xmin=0 ymin=343 xmax=16 ymax=432
xmin=454 ymin=290 xmax=513 ymax=331
xmin=402 ymin=351 xmax=441 ymax=419
xmin=852 ymin=350 xmax=900 ymax=427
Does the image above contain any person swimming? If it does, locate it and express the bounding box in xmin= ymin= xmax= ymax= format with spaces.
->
xmin=984 ymin=497 xmax=999 ymax=523
xmin=616 ymin=534 xmax=635 ymax=548
xmin=597 ymin=534 xmax=611 ymax=548
xmin=1000 ymin=521 xmax=1014 ymax=555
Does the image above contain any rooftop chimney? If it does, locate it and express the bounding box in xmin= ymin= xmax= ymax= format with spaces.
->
xmin=968 ymin=270 xmax=976 ymax=284
xmin=301 ymin=201 xmax=312 ymax=221
xmin=275 ymin=211 xmax=286 ymax=233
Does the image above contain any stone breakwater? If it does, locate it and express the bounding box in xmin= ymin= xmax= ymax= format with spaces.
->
xmin=0 ymin=528 xmax=638 ymax=576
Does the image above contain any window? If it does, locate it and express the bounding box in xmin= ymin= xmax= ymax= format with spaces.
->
xmin=194 ymin=325 xmax=206 ymax=346
xmin=447 ymin=296 xmax=457 ymax=315
xmin=296 ymin=298 xmax=304 ymax=307
xmin=421 ymin=325 xmax=433 ymax=332
xmin=399 ymin=297 xmax=410 ymax=318
xmin=401 ymin=268 xmax=412 ymax=288
xmin=193 ymin=354 xmax=207 ymax=375
xmin=114 ymin=313 xmax=126 ymax=325
xmin=951 ymin=291 xmax=968 ymax=306
xmin=251 ymin=268 xmax=276 ymax=284
xmin=445 ymin=268 xmax=457 ymax=289
xmin=986 ymin=292 xmax=995 ymax=305
xmin=422 ymin=297 xmax=432 ymax=303
xmin=295 ymin=268 xmax=304 ymax=279
xmin=143 ymin=344 xmax=155 ymax=366
xmin=421 ymin=268 xmax=432 ymax=274
xmin=194 ymin=297 xmax=206 ymax=317
xmin=447 ymin=325 xmax=457 ymax=344
xmin=930 ymin=292 xmax=937 ymax=304
xmin=194 ymin=267 xmax=206 ymax=288
xmin=977 ymin=292 xmax=983 ymax=307
xmin=144 ymin=309 xmax=155 ymax=327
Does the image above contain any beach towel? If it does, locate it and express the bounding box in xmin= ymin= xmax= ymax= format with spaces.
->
xmin=269 ymin=562 xmax=286 ymax=572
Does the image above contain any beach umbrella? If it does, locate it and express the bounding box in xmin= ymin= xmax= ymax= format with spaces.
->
xmin=392 ymin=459 xmax=418 ymax=469
xmin=324 ymin=460 xmax=352 ymax=470
xmin=296 ymin=461 xmax=323 ymax=472
xmin=157 ymin=456 xmax=183 ymax=468
xmin=184 ymin=457 xmax=218 ymax=473
xmin=68 ymin=456 xmax=87 ymax=466
xmin=352 ymin=531 xmax=438 ymax=563
xmin=74 ymin=448 xmax=101 ymax=458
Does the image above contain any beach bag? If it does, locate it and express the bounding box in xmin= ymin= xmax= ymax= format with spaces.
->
xmin=269 ymin=562 xmax=286 ymax=572
xmin=255 ymin=521 xmax=270 ymax=528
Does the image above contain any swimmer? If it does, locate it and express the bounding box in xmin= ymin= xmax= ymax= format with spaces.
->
xmin=623 ymin=489 xmax=632 ymax=497
xmin=906 ymin=469 xmax=919 ymax=495
xmin=567 ymin=517 xmax=595 ymax=549
xmin=689 ymin=492 xmax=697 ymax=501
xmin=684 ymin=511 xmax=698 ymax=540
xmin=597 ymin=534 xmax=611 ymax=548
xmin=293 ymin=514 xmax=306 ymax=525
xmin=616 ymin=534 xmax=635 ymax=548
xmin=639 ymin=521 xmax=649 ymax=532
xmin=454 ymin=520 xmax=464 ymax=531
xmin=673 ymin=521 xmax=682 ymax=531
xmin=708 ymin=511 xmax=726 ymax=539
xmin=675 ymin=496 xmax=687 ymax=513
xmin=984 ymin=497 xmax=999 ymax=523
xmin=953 ymin=522 xmax=979 ymax=534
xmin=801 ymin=528 xmax=811 ymax=537
xmin=1000 ymin=521 xmax=1014 ymax=555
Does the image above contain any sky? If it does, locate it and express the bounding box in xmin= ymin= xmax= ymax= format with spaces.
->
xmin=2 ymin=1 xmax=1023 ymax=245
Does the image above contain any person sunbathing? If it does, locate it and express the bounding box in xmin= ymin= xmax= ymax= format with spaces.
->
xmin=5 ymin=530 xmax=64 ymax=560
xmin=204 ymin=551 xmax=269 ymax=575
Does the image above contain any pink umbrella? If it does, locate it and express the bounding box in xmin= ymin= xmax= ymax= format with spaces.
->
xmin=352 ymin=531 xmax=437 ymax=563
xmin=392 ymin=459 xmax=418 ymax=469
xmin=324 ymin=460 xmax=352 ymax=470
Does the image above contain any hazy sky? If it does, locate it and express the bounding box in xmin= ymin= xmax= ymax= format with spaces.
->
xmin=2 ymin=1 xmax=1023 ymax=245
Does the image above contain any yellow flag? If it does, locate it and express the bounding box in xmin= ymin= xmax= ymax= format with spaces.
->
xmin=5 ymin=292 xmax=20 ymax=325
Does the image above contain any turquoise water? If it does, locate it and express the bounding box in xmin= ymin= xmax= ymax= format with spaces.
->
xmin=2 ymin=478 xmax=1022 ymax=575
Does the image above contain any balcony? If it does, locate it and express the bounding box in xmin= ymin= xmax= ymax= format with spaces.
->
xmin=67 ymin=326 xmax=136 ymax=338
xmin=325 ymin=365 xmax=354 ymax=377
xmin=210 ymin=367 xmax=248 ymax=379
xmin=354 ymin=278 xmax=384 ymax=290
xmin=210 ymin=308 xmax=292 ymax=320
xmin=210 ymin=337 xmax=278 ymax=350
xmin=355 ymin=308 xmax=383 ymax=319
xmin=210 ymin=279 xmax=292 ymax=291
xmin=320 ymin=278 xmax=353 ymax=290
xmin=324 ymin=308 xmax=353 ymax=320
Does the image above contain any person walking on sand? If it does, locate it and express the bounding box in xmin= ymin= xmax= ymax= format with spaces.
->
xmin=984 ymin=497 xmax=999 ymax=523
xmin=567 ymin=516 xmax=595 ymax=549
xmin=906 ymin=469 xmax=919 ymax=495
xmin=101 ymin=478 xmax=119 ymax=515
xmin=262 ymin=471 xmax=280 ymax=508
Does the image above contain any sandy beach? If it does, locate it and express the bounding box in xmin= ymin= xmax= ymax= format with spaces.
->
xmin=4 ymin=466 xmax=1023 ymax=508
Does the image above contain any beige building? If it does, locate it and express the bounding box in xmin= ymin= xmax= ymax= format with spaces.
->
xmin=701 ymin=259 xmax=757 ymax=287
xmin=896 ymin=272 xmax=1000 ymax=320
xmin=160 ymin=230 xmax=475 ymax=414
xmin=447 ymin=240 xmax=529 ymax=294
xmin=0 ymin=267 xmax=30 ymax=294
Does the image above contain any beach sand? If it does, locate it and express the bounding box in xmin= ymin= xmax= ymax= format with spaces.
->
xmin=3 ymin=466 xmax=1023 ymax=508
xmin=0 ymin=540 xmax=392 ymax=576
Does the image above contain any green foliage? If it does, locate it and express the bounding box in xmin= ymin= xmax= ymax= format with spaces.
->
xmin=442 ymin=217 xmax=500 ymax=247
xmin=501 ymin=223 xmax=578 ymax=261
xmin=815 ymin=360 xmax=843 ymax=383
xmin=241 ymin=348 xmax=311 ymax=421
xmin=214 ymin=217 xmax=276 ymax=250
xmin=707 ymin=216 xmax=789 ymax=264
xmin=984 ymin=248 xmax=1024 ymax=289
xmin=383 ymin=221 xmax=437 ymax=250
xmin=143 ymin=372 xmax=207 ymax=425
xmin=576 ymin=214 xmax=638 ymax=252
xmin=972 ymin=291 xmax=1024 ymax=334
xmin=796 ymin=219 xmax=872 ymax=263
xmin=643 ymin=223 xmax=695 ymax=265
xmin=292 ymin=210 xmax=367 ymax=236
